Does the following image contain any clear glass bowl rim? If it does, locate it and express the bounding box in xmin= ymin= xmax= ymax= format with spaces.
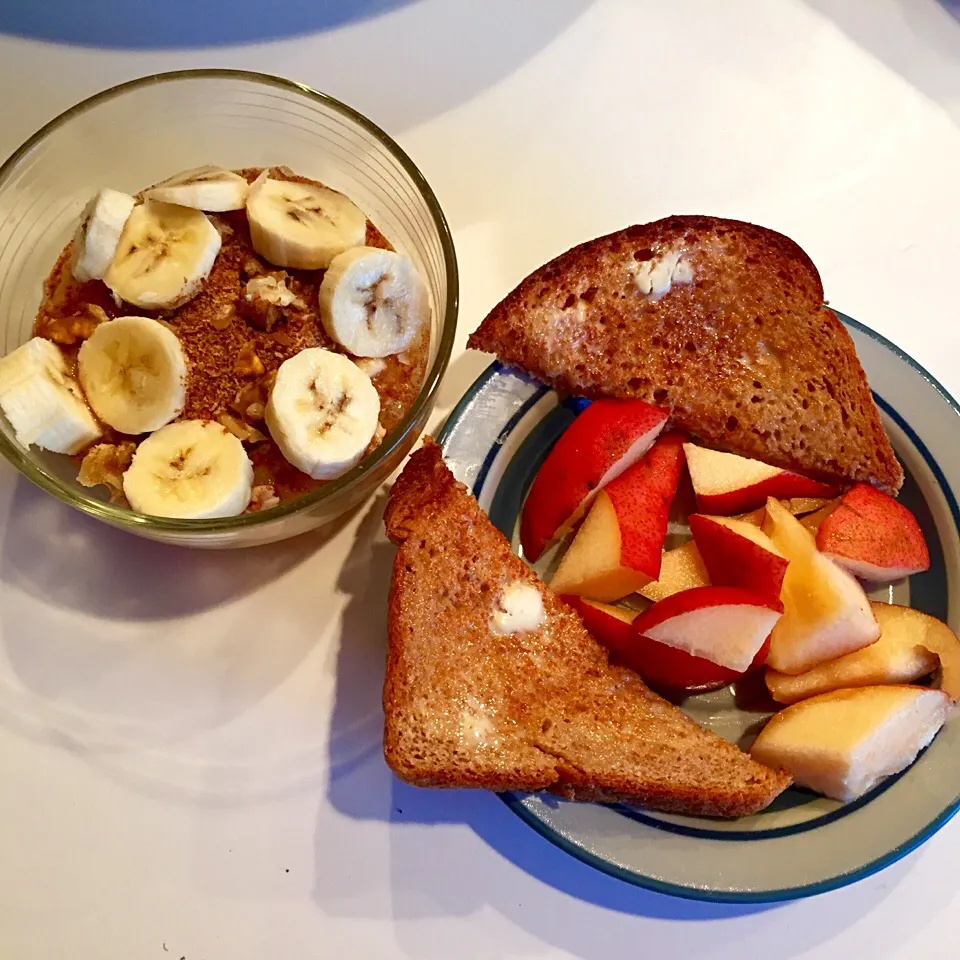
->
xmin=0 ymin=67 xmax=459 ymax=534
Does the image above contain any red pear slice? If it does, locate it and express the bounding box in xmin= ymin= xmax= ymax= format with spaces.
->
xmin=520 ymin=398 xmax=668 ymax=561
xmin=816 ymin=483 xmax=930 ymax=583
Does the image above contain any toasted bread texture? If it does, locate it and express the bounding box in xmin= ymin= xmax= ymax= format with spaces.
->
xmin=382 ymin=440 xmax=791 ymax=818
xmin=468 ymin=216 xmax=902 ymax=494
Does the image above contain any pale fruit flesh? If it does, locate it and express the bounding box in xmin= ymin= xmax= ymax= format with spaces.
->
xmin=762 ymin=498 xmax=879 ymax=674
xmin=750 ymin=686 xmax=950 ymax=802
xmin=639 ymin=540 xmax=708 ymax=602
xmin=642 ymin=603 xmax=782 ymax=673
xmin=549 ymin=492 xmax=653 ymax=601
xmin=766 ymin=602 xmax=942 ymax=704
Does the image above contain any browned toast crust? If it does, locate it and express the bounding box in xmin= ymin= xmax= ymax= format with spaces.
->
xmin=383 ymin=440 xmax=791 ymax=818
xmin=468 ymin=216 xmax=902 ymax=494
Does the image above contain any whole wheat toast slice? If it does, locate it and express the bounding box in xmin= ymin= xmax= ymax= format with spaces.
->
xmin=383 ymin=440 xmax=791 ymax=818
xmin=468 ymin=216 xmax=902 ymax=494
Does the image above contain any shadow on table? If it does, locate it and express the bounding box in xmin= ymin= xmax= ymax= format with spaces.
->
xmin=0 ymin=474 xmax=352 ymax=805
xmin=322 ymin=492 xmax=952 ymax=956
xmin=0 ymin=474 xmax=344 ymax=620
xmin=802 ymin=0 xmax=960 ymax=124
xmin=0 ymin=0 xmax=415 ymax=49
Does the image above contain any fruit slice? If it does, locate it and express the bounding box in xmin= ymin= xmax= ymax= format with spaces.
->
xmin=246 ymin=177 xmax=366 ymax=270
xmin=562 ymin=596 xmax=638 ymax=662
xmin=639 ymin=540 xmax=709 ymax=602
xmin=626 ymin=631 xmax=772 ymax=693
xmin=104 ymin=201 xmax=222 ymax=309
xmin=549 ymin=432 xmax=685 ymax=601
xmin=630 ymin=585 xmax=782 ymax=673
xmin=638 ymin=499 xmax=804 ymax=603
xmin=766 ymin=602 xmax=960 ymax=703
xmin=750 ymin=686 xmax=950 ymax=802
xmin=71 ymin=189 xmax=136 ymax=282
xmin=319 ymin=247 xmax=429 ymax=358
xmin=0 ymin=337 xmax=100 ymax=454
xmin=77 ymin=317 xmax=187 ymax=435
xmin=684 ymin=443 xmax=837 ymax=515
xmin=520 ymin=399 xmax=669 ymax=561
xmin=762 ymin=498 xmax=879 ymax=674
xmin=688 ymin=514 xmax=788 ymax=603
xmin=122 ymin=419 xmax=253 ymax=519
xmin=265 ymin=347 xmax=380 ymax=480
xmin=816 ymin=483 xmax=930 ymax=582
xmin=145 ymin=165 xmax=249 ymax=211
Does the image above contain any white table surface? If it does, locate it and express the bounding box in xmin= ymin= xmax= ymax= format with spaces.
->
xmin=1 ymin=0 xmax=960 ymax=956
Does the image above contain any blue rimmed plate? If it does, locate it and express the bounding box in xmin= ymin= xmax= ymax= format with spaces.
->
xmin=437 ymin=311 xmax=960 ymax=902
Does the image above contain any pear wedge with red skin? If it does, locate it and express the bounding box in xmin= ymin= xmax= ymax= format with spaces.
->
xmin=519 ymin=398 xmax=668 ymax=561
xmin=816 ymin=483 xmax=930 ymax=583
xmin=549 ymin=432 xmax=686 ymax=601
xmin=684 ymin=443 xmax=837 ymax=516
xmin=563 ymin=596 xmax=638 ymax=662
xmin=689 ymin=513 xmax=789 ymax=604
xmin=630 ymin=585 xmax=782 ymax=676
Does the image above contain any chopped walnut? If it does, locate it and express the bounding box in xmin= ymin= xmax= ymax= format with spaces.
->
xmin=217 ymin=412 xmax=266 ymax=444
xmin=245 ymin=401 xmax=265 ymax=422
xmin=77 ymin=442 xmax=136 ymax=503
xmin=247 ymin=484 xmax=280 ymax=513
xmin=230 ymin=380 xmax=266 ymax=418
xmin=239 ymin=273 xmax=303 ymax=332
xmin=235 ymin=342 xmax=265 ymax=378
xmin=38 ymin=303 xmax=107 ymax=346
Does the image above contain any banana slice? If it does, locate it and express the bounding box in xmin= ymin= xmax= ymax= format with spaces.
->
xmin=0 ymin=337 xmax=100 ymax=454
xmin=246 ymin=177 xmax=366 ymax=270
xmin=265 ymin=348 xmax=380 ymax=480
xmin=78 ymin=316 xmax=187 ymax=435
xmin=72 ymin=189 xmax=136 ymax=282
xmin=319 ymin=247 xmax=429 ymax=358
xmin=122 ymin=419 xmax=253 ymax=519
xmin=145 ymin=165 xmax=249 ymax=212
xmin=104 ymin=200 xmax=222 ymax=310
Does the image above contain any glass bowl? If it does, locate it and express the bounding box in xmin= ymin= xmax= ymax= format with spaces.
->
xmin=0 ymin=69 xmax=458 ymax=549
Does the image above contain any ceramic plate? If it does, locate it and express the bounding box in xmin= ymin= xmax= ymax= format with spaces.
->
xmin=437 ymin=311 xmax=960 ymax=903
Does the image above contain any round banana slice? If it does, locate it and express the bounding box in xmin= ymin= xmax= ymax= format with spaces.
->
xmin=246 ymin=177 xmax=366 ymax=270
xmin=319 ymin=247 xmax=429 ymax=358
xmin=123 ymin=419 xmax=253 ymax=519
xmin=145 ymin=165 xmax=249 ymax=212
xmin=78 ymin=316 xmax=187 ymax=435
xmin=72 ymin=188 xmax=136 ymax=282
xmin=104 ymin=200 xmax=222 ymax=310
xmin=265 ymin=348 xmax=380 ymax=480
xmin=0 ymin=337 xmax=100 ymax=454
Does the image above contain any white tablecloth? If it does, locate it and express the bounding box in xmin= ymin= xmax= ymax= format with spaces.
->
xmin=1 ymin=1 xmax=959 ymax=956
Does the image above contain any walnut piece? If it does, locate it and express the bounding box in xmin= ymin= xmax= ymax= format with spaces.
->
xmin=38 ymin=303 xmax=108 ymax=346
xmin=77 ymin=442 xmax=136 ymax=503
xmin=239 ymin=273 xmax=303 ymax=332
xmin=217 ymin=412 xmax=266 ymax=444
xmin=247 ymin=484 xmax=280 ymax=513
xmin=235 ymin=342 xmax=265 ymax=378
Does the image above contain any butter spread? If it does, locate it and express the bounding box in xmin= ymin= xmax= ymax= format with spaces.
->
xmin=632 ymin=247 xmax=693 ymax=298
xmin=489 ymin=580 xmax=545 ymax=635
